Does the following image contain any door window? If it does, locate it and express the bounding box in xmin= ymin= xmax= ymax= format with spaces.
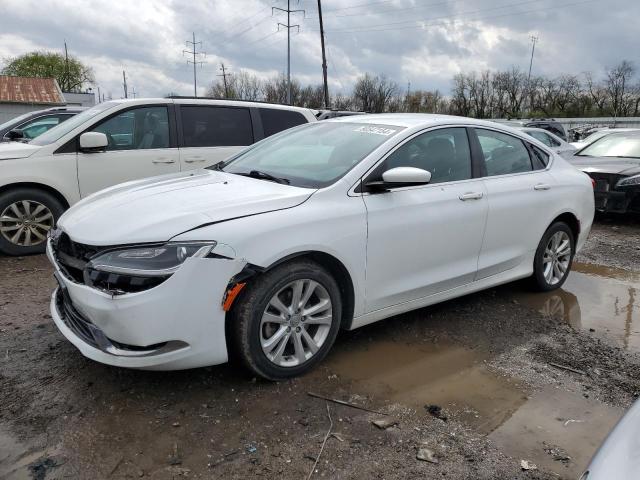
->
xmin=476 ymin=129 xmax=533 ymax=176
xmin=259 ymin=108 xmax=307 ymax=137
xmin=181 ymin=106 xmax=253 ymax=147
xmin=92 ymin=106 xmax=169 ymax=151
xmin=530 ymin=145 xmax=550 ymax=170
xmin=13 ymin=114 xmax=73 ymax=140
xmin=382 ymin=127 xmax=472 ymax=184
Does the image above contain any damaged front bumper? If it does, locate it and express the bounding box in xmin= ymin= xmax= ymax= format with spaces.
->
xmin=48 ymin=239 xmax=246 ymax=370
xmin=587 ymin=173 xmax=640 ymax=213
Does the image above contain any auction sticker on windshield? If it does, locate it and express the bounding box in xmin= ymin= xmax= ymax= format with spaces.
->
xmin=354 ymin=126 xmax=397 ymax=136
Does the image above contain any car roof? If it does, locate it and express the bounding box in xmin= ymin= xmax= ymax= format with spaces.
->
xmin=326 ymin=113 xmax=506 ymax=129
xmin=109 ymin=97 xmax=315 ymax=115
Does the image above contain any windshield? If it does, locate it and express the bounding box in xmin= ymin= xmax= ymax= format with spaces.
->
xmin=30 ymin=102 xmax=117 ymax=146
xmin=577 ymin=134 xmax=640 ymax=158
xmin=215 ymin=122 xmax=404 ymax=188
xmin=0 ymin=111 xmax=36 ymax=132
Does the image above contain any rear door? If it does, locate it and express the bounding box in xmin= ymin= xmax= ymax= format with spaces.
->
xmin=178 ymin=105 xmax=254 ymax=169
xmin=257 ymin=107 xmax=309 ymax=138
xmin=77 ymin=105 xmax=179 ymax=196
xmin=473 ymin=128 xmax=556 ymax=279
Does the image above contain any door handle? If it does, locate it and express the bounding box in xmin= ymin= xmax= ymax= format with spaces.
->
xmin=459 ymin=192 xmax=484 ymax=201
xmin=152 ymin=157 xmax=175 ymax=164
xmin=534 ymin=184 xmax=551 ymax=191
xmin=184 ymin=156 xmax=205 ymax=163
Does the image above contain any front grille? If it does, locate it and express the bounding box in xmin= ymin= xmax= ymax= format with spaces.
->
xmin=55 ymin=286 xmax=100 ymax=348
xmin=53 ymin=232 xmax=107 ymax=284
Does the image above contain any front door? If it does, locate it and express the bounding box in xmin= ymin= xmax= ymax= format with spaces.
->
xmin=77 ymin=105 xmax=179 ymax=197
xmin=363 ymin=127 xmax=488 ymax=313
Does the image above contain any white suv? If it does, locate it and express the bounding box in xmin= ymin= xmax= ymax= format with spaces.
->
xmin=0 ymin=98 xmax=316 ymax=255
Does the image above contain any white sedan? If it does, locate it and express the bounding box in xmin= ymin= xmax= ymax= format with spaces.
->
xmin=47 ymin=114 xmax=595 ymax=379
xmin=517 ymin=127 xmax=577 ymax=158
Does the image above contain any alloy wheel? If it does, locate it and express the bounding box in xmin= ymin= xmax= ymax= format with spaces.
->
xmin=0 ymin=200 xmax=54 ymax=247
xmin=260 ymin=279 xmax=333 ymax=368
xmin=542 ymin=231 xmax=572 ymax=286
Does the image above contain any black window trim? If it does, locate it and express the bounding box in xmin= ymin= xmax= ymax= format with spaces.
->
xmin=54 ymin=103 xmax=177 ymax=155
xmin=468 ymin=126 xmax=555 ymax=179
xmin=176 ymin=103 xmax=254 ymax=148
xmin=355 ymin=125 xmax=482 ymax=194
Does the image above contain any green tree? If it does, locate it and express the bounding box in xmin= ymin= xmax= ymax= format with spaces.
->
xmin=2 ymin=51 xmax=94 ymax=92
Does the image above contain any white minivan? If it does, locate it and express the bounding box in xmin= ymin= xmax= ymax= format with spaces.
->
xmin=0 ymin=98 xmax=317 ymax=255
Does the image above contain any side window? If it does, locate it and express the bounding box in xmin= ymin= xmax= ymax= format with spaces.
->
xmin=259 ymin=108 xmax=307 ymax=137
xmin=181 ymin=106 xmax=253 ymax=147
xmin=383 ymin=128 xmax=472 ymax=184
xmin=546 ymin=133 xmax=561 ymax=147
xmin=92 ymin=106 xmax=169 ymax=151
xmin=17 ymin=114 xmax=71 ymax=140
xmin=476 ymin=129 xmax=533 ymax=176
xmin=530 ymin=145 xmax=550 ymax=170
xmin=528 ymin=130 xmax=553 ymax=147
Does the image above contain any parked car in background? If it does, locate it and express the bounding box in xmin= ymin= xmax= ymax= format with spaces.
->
xmin=316 ymin=110 xmax=366 ymax=120
xmin=47 ymin=114 xmax=594 ymax=379
xmin=568 ymin=131 xmax=640 ymax=213
xmin=518 ymin=127 xmax=576 ymax=158
xmin=495 ymin=119 xmax=568 ymax=141
xmin=570 ymin=127 xmax=640 ymax=149
xmin=0 ymin=107 xmax=84 ymax=142
xmin=581 ymin=398 xmax=640 ymax=479
xmin=0 ymin=98 xmax=317 ymax=255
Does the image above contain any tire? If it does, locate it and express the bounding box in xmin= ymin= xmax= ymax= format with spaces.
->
xmin=531 ymin=221 xmax=575 ymax=292
xmin=230 ymin=259 xmax=342 ymax=380
xmin=0 ymin=188 xmax=65 ymax=256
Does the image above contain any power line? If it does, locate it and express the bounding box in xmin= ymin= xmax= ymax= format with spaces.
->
xmin=183 ymin=32 xmax=206 ymax=97
xmin=273 ymin=0 xmax=305 ymax=104
xmin=312 ymin=0 xmax=599 ymax=34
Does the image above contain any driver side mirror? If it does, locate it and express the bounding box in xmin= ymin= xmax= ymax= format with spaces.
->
xmin=79 ymin=132 xmax=108 ymax=152
xmin=6 ymin=129 xmax=24 ymax=141
xmin=365 ymin=167 xmax=432 ymax=192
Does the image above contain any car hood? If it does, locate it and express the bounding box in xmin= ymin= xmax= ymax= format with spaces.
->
xmin=568 ymin=156 xmax=640 ymax=175
xmin=0 ymin=141 xmax=41 ymax=160
xmin=59 ymin=169 xmax=316 ymax=245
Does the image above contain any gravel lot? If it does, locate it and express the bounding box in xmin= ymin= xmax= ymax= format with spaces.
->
xmin=1 ymin=215 xmax=639 ymax=479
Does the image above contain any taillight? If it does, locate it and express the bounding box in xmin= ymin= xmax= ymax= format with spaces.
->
xmin=591 ymin=178 xmax=596 ymax=189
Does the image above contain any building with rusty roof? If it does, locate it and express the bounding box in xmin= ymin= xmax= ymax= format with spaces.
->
xmin=0 ymin=76 xmax=66 ymax=123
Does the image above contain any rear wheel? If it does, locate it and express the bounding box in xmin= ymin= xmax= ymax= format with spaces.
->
xmin=0 ymin=188 xmax=65 ymax=256
xmin=531 ymin=222 xmax=575 ymax=291
xmin=230 ymin=259 xmax=342 ymax=380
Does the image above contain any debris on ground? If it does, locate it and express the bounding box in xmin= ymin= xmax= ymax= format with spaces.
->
xmin=520 ymin=459 xmax=538 ymax=470
xmin=425 ymin=404 xmax=448 ymax=422
xmin=549 ymin=362 xmax=586 ymax=375
xmin=416 ymin=445 xmax=439 ymax=464
xmin=372 ymin=417 xmax=399 ymax=429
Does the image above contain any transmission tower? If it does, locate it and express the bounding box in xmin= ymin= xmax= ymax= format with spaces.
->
xmin=273 ymin=1 xmax=305 ymax=104
xmin=183 ymin=32 xmax=206 ymax=97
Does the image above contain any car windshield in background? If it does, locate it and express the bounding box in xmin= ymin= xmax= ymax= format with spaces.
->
xmin=577 ymin=134 xmax=640 ymax=158
xmin=217 ymin=122 xmax=404 ymax=188
xmin=29 ymin=102 xmax=116 ymax=146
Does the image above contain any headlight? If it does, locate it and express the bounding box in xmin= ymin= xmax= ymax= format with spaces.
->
xmin=616 ymin=174 xmax=640 ymax=188
xmin=87 ymin=241 xmax=217 ymax=277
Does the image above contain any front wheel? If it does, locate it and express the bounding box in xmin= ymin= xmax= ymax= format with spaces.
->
xmin=531 ymin=222 xmax=575 ymax=291
xmin=0 ymin=188 xmax=65 ymax=256
xmin=230 ymin=259 xmax=342 ymax=380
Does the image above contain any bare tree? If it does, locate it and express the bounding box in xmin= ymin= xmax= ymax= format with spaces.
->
xmin=605 ymin=60 xmax=636 ymax=117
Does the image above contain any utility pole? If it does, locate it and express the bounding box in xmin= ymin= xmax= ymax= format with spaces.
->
xmin=183 ymin=32 xmax=205 ymax=97
xmin=122 ymin=70 xmax=128 ymax=99
xmin=526 ymin=35 xmax=538 ymax=115
xmin=97 ymin=86 xmax=101 ymax=103
xmin=317 ymin=0 xmax=329 ymax=108
xmin=63 ymin=41 xmax=70 ymax=92
xmin=273 ymin=1 xmax=304 ymax=104
xmin=217 ymin=63 xmax=232 ymax=98
xmin=131 ymin=86 xmax=138 ymax=99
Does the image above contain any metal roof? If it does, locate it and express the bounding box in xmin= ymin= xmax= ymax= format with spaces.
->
xmin=0 ymin=76 xmax=65 ymax=105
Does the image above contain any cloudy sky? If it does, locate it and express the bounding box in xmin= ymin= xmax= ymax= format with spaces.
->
xmin=0 ymin=0 xmax=637 ymax=99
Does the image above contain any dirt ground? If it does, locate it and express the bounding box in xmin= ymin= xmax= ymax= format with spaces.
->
xmin=1 ymin=215 xmax=639 ymax=480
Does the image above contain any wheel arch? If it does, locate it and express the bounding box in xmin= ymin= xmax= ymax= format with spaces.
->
xmin=548 ymin=211 xmax=580 ymax=243
xmin=0 ymin=182 xmax=71 ymax=210
xmin=244 ymin=250 xmax=356 ymax=331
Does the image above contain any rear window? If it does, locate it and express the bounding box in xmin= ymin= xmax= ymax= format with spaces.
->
xmin=181 ymin=106 xmax=253 ymax=147
xmin=259 ymin=108 xmax=308 ymax=137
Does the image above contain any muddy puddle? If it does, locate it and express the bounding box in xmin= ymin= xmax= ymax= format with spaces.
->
xmin=323 ymin=338 xmax=623 ymax=477
xmin=0 ymin=427 xmax=56 ymax=480
xmin=509 ymin=262 xmax=640 ymax=351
